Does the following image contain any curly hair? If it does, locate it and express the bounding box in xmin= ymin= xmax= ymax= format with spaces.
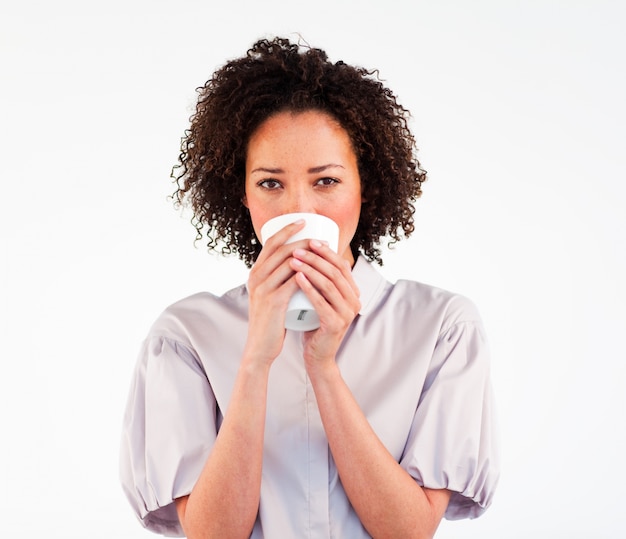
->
xmin=172 ymin=36 xmax=426 ymax=267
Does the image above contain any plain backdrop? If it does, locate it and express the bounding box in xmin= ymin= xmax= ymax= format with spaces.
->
xmin=1 ymin=1 xmax=625 ymax=537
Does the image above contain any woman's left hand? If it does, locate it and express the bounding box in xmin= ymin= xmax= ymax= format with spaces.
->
xmin=289 ymin=240 xmax=361 ymax=369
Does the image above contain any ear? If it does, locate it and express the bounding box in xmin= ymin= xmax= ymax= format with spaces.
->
xmin=242 ymin=195 xmax=249 ymax=208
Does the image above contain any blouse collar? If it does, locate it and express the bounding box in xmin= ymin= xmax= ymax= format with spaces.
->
xmin=351 ymin=255 xmax=389 ymax=316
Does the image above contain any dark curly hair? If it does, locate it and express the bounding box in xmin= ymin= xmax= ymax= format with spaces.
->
xmin=172 ymin=36 xmax=426 ymax=267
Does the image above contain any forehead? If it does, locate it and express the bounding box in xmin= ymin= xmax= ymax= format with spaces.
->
xmin=246 ymin=110 xmax=356 ymax=160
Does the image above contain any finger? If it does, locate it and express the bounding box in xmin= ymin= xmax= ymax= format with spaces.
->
xmin=258 ymin=219 xmax=306 ymax=256
xmin=291 ymin=245 xmax=360 ymax=301
xmin=294 ymin=270 xmax=359 ymax=328
xmin=250 ymin=241 xmax=311 ymax=298
xmin=290 ymin=254 xmax=361 ymax=318
xmin=250 ymin=219 xmax=308 ymax=286
xmin=307 ymin=240 xmax=360 ymax=297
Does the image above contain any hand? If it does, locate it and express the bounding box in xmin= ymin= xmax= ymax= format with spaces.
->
xmin=290 ymin=241 xmax=361 ymax=370
xmin=245 ymin=220 xmax=308 ymax=366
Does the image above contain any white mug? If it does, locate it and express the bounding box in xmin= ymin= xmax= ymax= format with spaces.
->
xmin=260 ymin=212 xmax=339 ymax=331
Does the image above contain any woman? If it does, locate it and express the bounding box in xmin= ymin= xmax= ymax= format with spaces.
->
xmin=120 ymin=37 xmax=499 ymax=538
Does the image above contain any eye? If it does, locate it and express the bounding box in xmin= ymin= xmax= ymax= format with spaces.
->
xmin=258 ymin=179 xmax=282 ymax=190
xmin=316 ymin=177 xmax=339 ymax=187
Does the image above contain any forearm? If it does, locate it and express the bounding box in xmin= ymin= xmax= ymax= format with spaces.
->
xmin=308 ymin=362 xmax=449 ymax=539
xmin=178 ymin=358 xmax=270 ymax=539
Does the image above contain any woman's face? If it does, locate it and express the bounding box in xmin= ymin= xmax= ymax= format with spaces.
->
xmin=244 ymin=110 xmax=363 ymax=266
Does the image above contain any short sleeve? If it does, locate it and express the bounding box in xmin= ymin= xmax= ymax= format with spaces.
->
xmin=400 ymin=307 xmax=500 ymax=520
xmin=119 ymin=336 xmax=218 ymax=536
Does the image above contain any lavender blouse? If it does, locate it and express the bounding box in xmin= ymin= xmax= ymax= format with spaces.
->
xmin=120 ymin=256 xmax=499 ymax=537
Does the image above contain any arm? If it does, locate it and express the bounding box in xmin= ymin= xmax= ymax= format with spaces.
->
xmin=176 ymin=221 xmax=308 ymax=539
xmin=307 ymin=362 xmax=450 ymax=539
xmin=292 ymin=242 xmax=450 ymax=538
xmin=175 ymin=357 xmax=270 ymax=539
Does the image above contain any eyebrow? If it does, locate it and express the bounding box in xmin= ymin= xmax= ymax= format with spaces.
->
xmin=309 ymin=164 xmax=344 ymax=174
xmin=250 ymin=164 xmax=345 ymax=175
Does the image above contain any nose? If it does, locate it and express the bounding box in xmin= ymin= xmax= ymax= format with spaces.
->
xmin=286 ymin=186 xmax=316 ymax=215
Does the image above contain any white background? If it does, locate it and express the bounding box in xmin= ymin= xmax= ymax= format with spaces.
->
xmin=2 ymin=1 xmax=625 ymax=537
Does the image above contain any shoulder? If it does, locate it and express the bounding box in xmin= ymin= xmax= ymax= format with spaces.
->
xmin=393 ymin=279 xmax=482 ymax=333
xmin=354 ymin=257 xmax=485 ymax=348
xmin=147 ymin=285 xmax=248 ymax=346
xmin=376 ymin=275 xmax=483 ymax=339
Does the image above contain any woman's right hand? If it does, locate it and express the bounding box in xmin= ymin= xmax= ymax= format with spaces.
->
xmin=243 ymin=219 xmax=306 ymax=366
xmin=176 ymin=222 xmax=308 ymax=539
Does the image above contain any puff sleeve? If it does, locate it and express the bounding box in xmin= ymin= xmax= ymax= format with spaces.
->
xmin=400 ymin=305 xmax=500 ymax=520
xmin=119 ymin=336 xmax=217 ymax=536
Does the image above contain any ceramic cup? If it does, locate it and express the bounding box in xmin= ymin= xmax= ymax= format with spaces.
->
xmin=260 ymin=212 xmax=339 ymax=331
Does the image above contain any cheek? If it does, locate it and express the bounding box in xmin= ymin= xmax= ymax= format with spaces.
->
xmin=334 ymin=204 xmax=361 ymax=241
xmin=248 ymin=209 xmax=268 ymax=241
xmin=342 ymin=196 xmax=362 ymax=224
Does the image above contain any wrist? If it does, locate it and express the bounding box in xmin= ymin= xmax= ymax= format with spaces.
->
xmin=305 ymin=357 xmax=341 ymax=385
xmin=241 ymin=348 xmax=274 ymax=376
